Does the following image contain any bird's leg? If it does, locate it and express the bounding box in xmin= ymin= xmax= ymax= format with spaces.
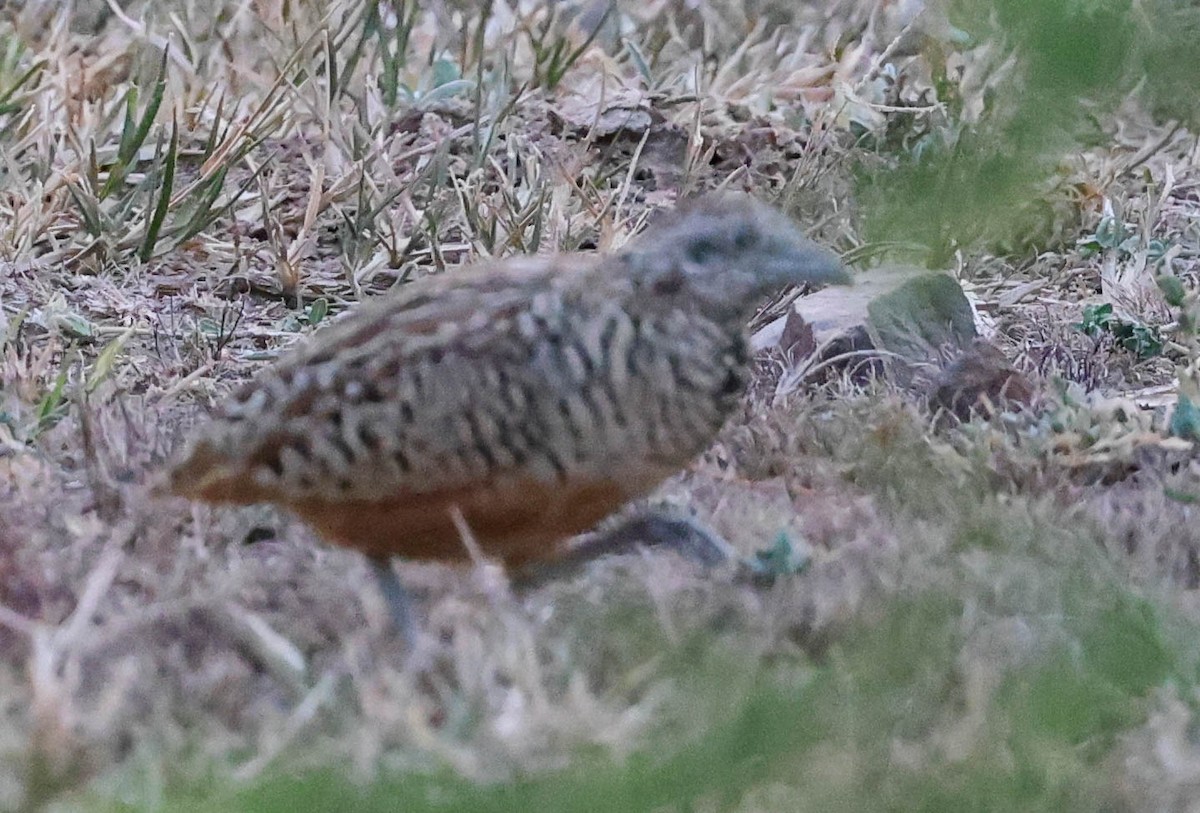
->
xmin=514 ymin=509 xmax=736 ymax=588
xmin=368 ymin=555 xmax=417 ymax=647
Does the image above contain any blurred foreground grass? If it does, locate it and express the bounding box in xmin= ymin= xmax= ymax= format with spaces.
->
xmin=83 ymin=399 xmax=1195 ymax=812
xmin=186 ymin=600 xmax=1171 ymax=813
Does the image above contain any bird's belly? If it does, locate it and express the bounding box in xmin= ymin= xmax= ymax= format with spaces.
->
xmin=288 ymin=467 xmax=672 ymax=568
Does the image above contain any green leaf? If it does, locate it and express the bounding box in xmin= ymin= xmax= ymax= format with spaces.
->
xmin=1074 ymin=303 xmax=1163 ymax=357
xmin=746 ymin=533 xmax=811 ymax=581
xmin=1147 ymin=238 xmax=1172 ymax=263
xmin=416 ymin=78 xmax=475 ymax=108
xmin=430 ymin=58 xmax=461 ymax=88
xmin=1169 ymin=387 xmax=1200 ymax=442
xmin=1164 ymin=487 xmax=1199 ymax=504
xmin=305 ymin=297 xmax=329 ymax=326
xmin=1075 ymin=303 xmax=1114 ymax=336
xmin=122 ymin=46 xmax=169 ymax=167
xmin=1156 ymin=274 xmax=1186 ymax=308
xmin=623 ymin=39 xmax=652 ymax=83
xmin=58 ymin=312 xmax=95 ymax=340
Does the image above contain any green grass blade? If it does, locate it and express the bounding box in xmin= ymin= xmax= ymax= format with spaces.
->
xmin=122 ymin=46 xmax=169 ymax=167
xmin=0 ymin=57 xmax=46 ymax=113
xmin=66 ymin=180 xmax=104 ymax=237
xmin=85 ymin=329 xmax=132 ymax=393
xmin=200 ymin=91 xmax=226 ymax=163
xmin=102 ymin=46 xmax=169 ymax=199
xmin=34 ymin=361 xmax=71 ymax=433
xmin=139 ymin=112 xmax=179 ymax=262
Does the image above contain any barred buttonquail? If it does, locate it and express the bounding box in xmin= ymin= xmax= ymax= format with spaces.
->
xmin=166 ymin=194 xmax=848 ymax=635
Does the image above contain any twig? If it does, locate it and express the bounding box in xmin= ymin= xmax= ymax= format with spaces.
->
xmin=1121 ymin=121 xmax=1184 ymax=177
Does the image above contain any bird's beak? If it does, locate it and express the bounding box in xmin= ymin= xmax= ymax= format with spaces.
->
xmin=773 ymin=239 xmax=851 ymax=288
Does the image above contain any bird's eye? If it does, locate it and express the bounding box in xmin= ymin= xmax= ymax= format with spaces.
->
xmin=686 ymin=239 xmax=716 ymax=264
xmin=732 ymin=225 xmax=756 ymax=249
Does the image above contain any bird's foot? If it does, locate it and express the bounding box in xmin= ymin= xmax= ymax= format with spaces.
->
xmin=514 ymin=509 xmax=735 ymax=588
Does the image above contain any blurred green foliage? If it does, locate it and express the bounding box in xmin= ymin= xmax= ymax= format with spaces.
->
xmin=139 ymin=586 xmax=1172 ymax=813
xmin=857 ymin=0 xmax=1200 ymax=265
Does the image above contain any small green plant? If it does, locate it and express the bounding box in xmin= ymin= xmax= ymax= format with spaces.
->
xmin=362 ymin=0 xmax=420 ymax=108
xmin=62 ymin=47 xmax=283 ymax=268
xmin=0 ymin=34 xmax=46 ymax=140
xmin=32 ymin=361 xmax=71 ymax=434
xmin=411 ymin=58 xmax=475 ymax=109
xmin=1074 ymin=303 xmax=1164 ymax=359
xmin=346 ymin=1 xmax=473 ymax=110
xmin=4 ymin=325 xmax=129 ymax=442
xmin=105 ymin=50 xmax=169 ymax=200
xmin=1077 ymin=216 xmax=1175 ymax=263
xmin=65 ymin=49 xmax=169 ymax=241
xmin=744 ymin=533 xmax=811 ymax=582
xmin=1076 ymin=217 xmax=1139 ymax=258
xmin=1168 ymin=380 xmax=1200 ymax=443
xmin=335 ymin=172 xmax=409 ymax=275
xmin=279 ymin=298 xmax=333 ymax=332
xmin=1160 ymin=275 xmax=1200 ymax=442
xmin=522 ymin=4 xmax=613 ymax=90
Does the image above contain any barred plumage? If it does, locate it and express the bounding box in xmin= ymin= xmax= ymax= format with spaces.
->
xmin=166 ymin=194 xmax=848 ymax=572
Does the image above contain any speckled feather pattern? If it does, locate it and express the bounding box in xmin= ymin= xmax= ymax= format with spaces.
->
xmin=175 ymin=255 xmax=747 ymax=504
xmin=166 ymin=195 xmax=845 ymax=564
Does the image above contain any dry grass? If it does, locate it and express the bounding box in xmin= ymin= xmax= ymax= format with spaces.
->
xmin=1 ymin=0 xmax=1200 ymax=810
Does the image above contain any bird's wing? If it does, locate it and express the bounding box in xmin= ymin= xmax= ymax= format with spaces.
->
xmin=167 ymin=252 xmax=647 ymax=505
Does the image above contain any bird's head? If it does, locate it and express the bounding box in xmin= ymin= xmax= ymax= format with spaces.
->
xmin=622 ymin=193 xmax=849 ymax=325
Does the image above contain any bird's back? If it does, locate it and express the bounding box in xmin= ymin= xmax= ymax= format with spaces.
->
xmin=167 ymin=251 xmax=750 ymax=565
